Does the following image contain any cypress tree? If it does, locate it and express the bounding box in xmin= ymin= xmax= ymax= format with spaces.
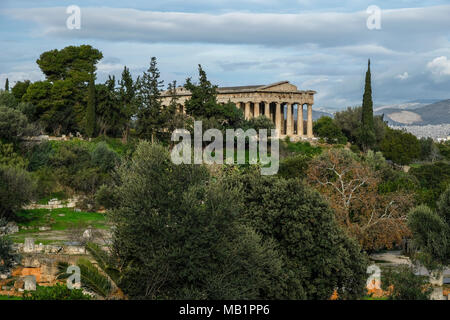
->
xmin=4 ymin=78 xmax=9 ymax=91
xmin=359 ymin=59 xmax=376 ymax=151
xmin=86 ymin=73 xmax=96 ymax=138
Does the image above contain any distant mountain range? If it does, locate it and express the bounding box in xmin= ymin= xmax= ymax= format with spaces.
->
xmin=374 ymin=99 xmax=450 ymax=126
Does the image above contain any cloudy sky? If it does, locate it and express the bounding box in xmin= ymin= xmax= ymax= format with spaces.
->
xmin=1 ymin=0 xmax=450 ymax=111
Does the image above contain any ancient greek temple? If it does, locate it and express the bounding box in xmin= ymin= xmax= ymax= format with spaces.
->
xmin=161 ymin=81 xmax=316 ymax=138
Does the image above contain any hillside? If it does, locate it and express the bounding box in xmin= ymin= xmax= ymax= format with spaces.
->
xmin=375 ymin=99 xmax=450 ymax=125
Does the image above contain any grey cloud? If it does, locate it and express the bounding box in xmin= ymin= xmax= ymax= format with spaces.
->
xmin=4 ymin=5 xmax=450 ymax=52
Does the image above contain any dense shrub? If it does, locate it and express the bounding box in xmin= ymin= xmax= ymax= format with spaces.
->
xmin=23 ymin=283 xmax=91 ymax=300
xmin=278 ymin=154 xmax=310 ymax=179
xmin=0 ymin=106 xmax=28 ymax=141
xmin=108 ymin=142 xmax=286 ymax=299
xmin=410 ymin=162 xmax=450 ymax=208
xmin=381 ymin=266 xmax=432 ymax=300
xmin=0 ymin=165 xmax=35 ymax=219
xmin=313 ymin=116 xmax=347 ymax=144
xmin=0 ymin=142 xmax=28 ymax=169
xmin=380 ymin=127 xmax=421 ymax=165
xmin=237 ymin=170 xmax=369 ymax=299
xmin=27 ymin=141 xmax=54 ymax=171
xmin=91 ymin=142 xmax=119 ymax=172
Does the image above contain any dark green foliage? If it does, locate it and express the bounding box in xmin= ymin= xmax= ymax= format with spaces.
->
xmin=408 ymin=202 xmax=450 ymax=270
xmin=0 ymin=142 xmax=28 ymax=169
xmin=278 ymin=154 xmax=310 ymax=180
xmin=282 ymin=140 xmax=322 ymax=157
xmin=419 ymin=137 xmax=440 ymax=162
xmin=136 ymin=57 xmax=165 ymax=142
xmin=313 ymin=116 xmax=347 ymax=144
xmin=237 ymin=171 xmax=369 ymax=299
xmin=4 ymin=78 xmax=9 ymax=91
xmin=11 ymin=80 xmax=31 ymax=101
xmin=0 ymin=90 xmax=17 ymax=108
xmin=85 ymin=73 xmax=96 ymax=138
xmin=58 ymin=258 xmax=113 ymax=298
xmin=410 ymin=162 xmax=450 ymax=208
xmin=0 ymin=106 xmax=28 ymax=142
xmin=108 ymin=142 xmax=285 ymax=299
xmin=183 ymin=65 xmax=245 ymax=131
xmin=23 ymin=283 xmax=91 ymax=300
xmin=359 ymin=60 xmax=376 ymax=151
xmin=245 ymin=115 xmax=275 ymax=132
xmin=184 ymin=65 xmax=218 ymax=119
xmin=381 ymin=265 xmax=432 ymax=300
xmin=22 ymin=81 xmax=52 ymax=120
xmin=91 ymin=142 xmax=119 ymax=172
xmin=334 ymin=106 xmax=386 ymax=148
xmin=42 ymin=79 xmax=78 ymax=135
xmin=0 ymin=165 xmax=35 ymax=219
xmin=437 ymin=141 xmax=450 ymax=161
xmin=437 ymin=186 xmax=450 ymax=227
xmin=118 ymin=66 xmax=138 ymax=141
xmin=380 ymin=127 xmax=421 ymax=165
xmin=27 ymin=141 xmax=54 ymax=171
xmin=36 ymin=45 xmax=103 ymax=83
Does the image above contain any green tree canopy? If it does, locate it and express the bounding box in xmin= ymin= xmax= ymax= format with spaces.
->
xmin=11 ymin=80 xmax=31 ymax=101
xmin=380 ymin=127 xmax=421 ymax=165
xmin=236 ymin=170 xmax=369 ymax=299
xmin=0 ymin=165 xmax=35 ymax=220
xmin=313 ymin=116 xmax=347 ymax=144
xmin=0 ymin=106 xmax=29 ymax=141
xmin=107 ymin=142 xmax=286 ymax=299
xmin=36 ymin=45 xmax=103 ymax=83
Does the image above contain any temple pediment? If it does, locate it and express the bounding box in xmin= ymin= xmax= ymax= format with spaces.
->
xmin=258 ymin=81 xmax=299 ymax=92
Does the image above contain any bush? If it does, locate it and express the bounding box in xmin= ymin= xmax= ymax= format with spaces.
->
xmin=238 ymin=170 xmax=369 ymax=299
xmin=0 ymin=142 xmax=28 ymax=169
xmin=27 ymin=141 xmax=54 ymax=171
xmin=108 ymin=142 xmax=285 ymax=299
xmin=313 ymin=116 xmax=347 ymax=144
xmin=23 ymin=283 xmax=91 ymax=300
xmin=282 ymin=140 xmax=322 ymax=157
xmin=278 ymin=154 xmax=310 ymax=179
xmin=382 ymin=266 xmax=432 ymax=300
xmin=410 ymin=162 xmax=450 ymax=208
xmin=0 ymin=165 xmax=35 ymax=220
xmin=380 ymin=127 xmax=421 ymax=165
xmin=0 ymin=106 xmax=28 ymax=141
xmin=91 ymin=142 xmax=119 ymax=172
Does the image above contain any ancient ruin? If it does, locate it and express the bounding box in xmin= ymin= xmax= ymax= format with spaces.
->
xmin=161 ymin=81 xmax=316 ymax=138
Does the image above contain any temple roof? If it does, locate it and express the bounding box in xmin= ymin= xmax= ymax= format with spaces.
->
xmin=162 ymin=81 xmax=315 ymax=96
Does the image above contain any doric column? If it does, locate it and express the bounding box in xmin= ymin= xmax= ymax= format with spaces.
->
xmin=297 ymin=104 xmax=303 ymax=137
xmin=274 ymin=102 xmax=281 ymax=137
xmin=245 ymin=102 xmax=251 ymax=120
xmin=307 ymin=104 xmax=313 ymax=138
xmin=254 ymin=102 xmax=260 ymax=117
xmin=286 ymin=103 xmax=293 ymax=136
xmin=264 ymin=102 xmax=270 ymax=119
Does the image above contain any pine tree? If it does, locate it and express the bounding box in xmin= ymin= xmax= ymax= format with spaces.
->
xmin=359 ymin=59 xmax=376 ymax=151
xmin=184 ymin=65 xmax=218 ymax=118
xmin=85 ymin=73 xmax=96 ymax=138
xmin=118 ymin=66 xmax=137 ymax=142
xmin=4 ymin=78 xmax=9 ymax=91
xmin=136 ymin=57 xmax=164 ymax=143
